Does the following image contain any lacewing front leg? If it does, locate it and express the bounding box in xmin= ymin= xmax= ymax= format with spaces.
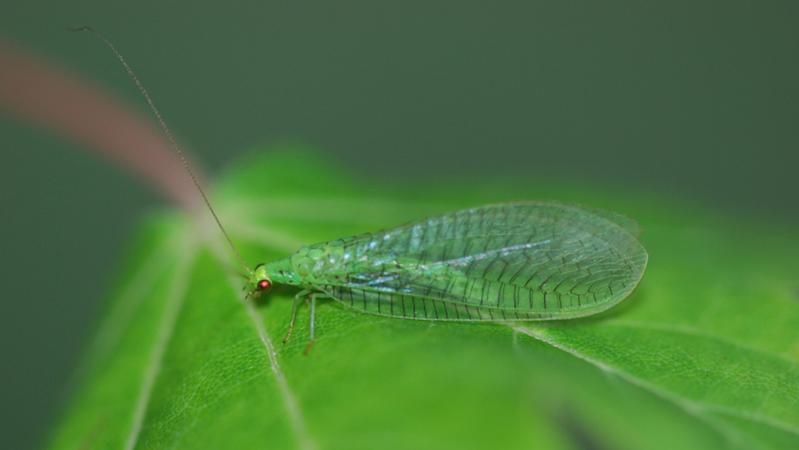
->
xmin=283 ymin=289 xmax=309 ymax=344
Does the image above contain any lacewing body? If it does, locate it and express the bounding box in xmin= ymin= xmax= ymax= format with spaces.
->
xmin=248 ymin=202 xmax=648 ymax=328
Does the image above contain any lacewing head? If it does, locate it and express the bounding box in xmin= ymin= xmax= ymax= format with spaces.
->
xmin=246 ymin=263 xmax=272 ymax=297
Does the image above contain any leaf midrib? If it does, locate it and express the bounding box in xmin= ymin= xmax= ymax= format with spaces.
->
xmin=207 ymin=237 xmax=318 ymax=450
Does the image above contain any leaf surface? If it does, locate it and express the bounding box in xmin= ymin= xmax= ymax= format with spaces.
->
xmin=48 ymin=149 xmax=799 ymax=450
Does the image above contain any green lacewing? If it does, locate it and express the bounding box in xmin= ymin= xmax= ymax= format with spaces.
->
xmin=251 ymin=202 xmax=647 ymax=349
xmin=78 ymin=28 xmax=648 ymax=352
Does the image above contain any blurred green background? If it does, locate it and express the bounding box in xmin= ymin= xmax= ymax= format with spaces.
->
xmin=1 ymin=1 xmax=797 ymax=449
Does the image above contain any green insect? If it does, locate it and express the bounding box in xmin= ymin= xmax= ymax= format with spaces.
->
xmin=246 ymin=202 xmax=647 ymax=351
xmin=79 ymin=28 xmax=648 ymax=353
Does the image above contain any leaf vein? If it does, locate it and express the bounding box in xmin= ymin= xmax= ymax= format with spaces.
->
xmin=605 ymin=320 xmax=799 ymax=368
xmin=512 ymin=325 xmax=799 ymax=445
xmin=125 ymin=240 xmax=196 ymax=450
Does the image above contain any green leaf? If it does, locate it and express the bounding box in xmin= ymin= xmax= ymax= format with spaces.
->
xmin=47 ymin=148 xmax=799 ymax=450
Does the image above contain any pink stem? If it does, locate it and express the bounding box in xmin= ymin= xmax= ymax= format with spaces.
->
xmin=0 ymin=39 xmax=201 ymax=211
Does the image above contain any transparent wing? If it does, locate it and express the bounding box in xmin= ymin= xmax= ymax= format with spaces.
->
xmin=313 ymin=202 xmax=648 ymax=321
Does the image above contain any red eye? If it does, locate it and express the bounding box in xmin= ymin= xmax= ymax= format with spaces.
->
xmin=257 ymin=279 xmax=272 ymax=291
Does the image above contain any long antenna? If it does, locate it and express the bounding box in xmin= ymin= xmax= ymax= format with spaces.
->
xmin=71 ymin=26 xmax=249 ymax=271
